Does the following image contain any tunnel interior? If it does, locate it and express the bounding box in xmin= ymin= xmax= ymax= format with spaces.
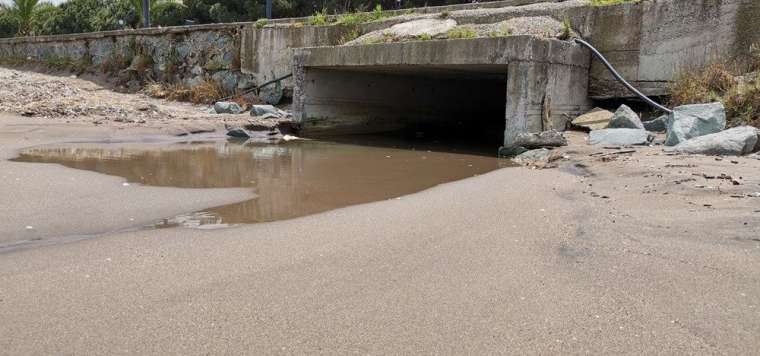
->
xmin=298 ymin=64 xmax=509 ymax=153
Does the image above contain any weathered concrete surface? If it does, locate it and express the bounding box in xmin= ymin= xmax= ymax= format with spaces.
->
xmin=584 ymin=0 xmax=760 ymax=99
xmin=2 ymin=0 xmax=757 ymax=100
xmin=293 ymin=36 xmax=591 ymax=145
xmin=0 ymin=23 xmax=246 ymax=89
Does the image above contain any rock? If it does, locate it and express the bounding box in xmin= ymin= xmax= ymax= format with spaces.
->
xmin=498 ymin=16 xmax=573 ymax=39
xmin=237 ymin=75 xmax=256 ymax=90
xmin=498 ymin=146 xmax=528 ymax=157
xmin=665 ymin=102 xmax=726 ymax=146
xmin=126 ymin=80 xmax=141 ymax=92
xmin=512 ymin=148 xmax=561 ymax=166
xmin=183 ymin=76 xmax=204 ymax=88
xmin=250 ymin=104 xmax=279 ymax=117
xmin=607 ymin=104 xmax=644 ymax=130
xmin=571 ymin=108 xmax=613 ymax=131
xmin=213 ymin=101 xmax=243 ymax=114
xmin=513 ymin=129 xmax=567 ymax=148
xmin=211 ymin=70 xmax=239 ymax=93
xmin=227 ymin=127 xmax=284 ymax=143
xmin=345 ymin=18 xmax=457 ymax=45
xmin=226 ymin=128 xmax=251 ymax=138
xmin=665 ymin=126 xmax=759 ymax=156
xmin=259 ymin=80 xmax=283 ymax=105
xmin=589 ymin=129 xmax=653 ymax=146
xmin=643 ymin=115 xmax=667 ymax=132
xmin=190 ymin=65 xmax=204 ymax=76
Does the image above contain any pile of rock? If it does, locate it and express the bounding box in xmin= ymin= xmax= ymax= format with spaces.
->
xmin=575 ymin=101 xmax=759 ymax=156
xmin=499 ymin=129 xmax=568 ymax=167
xmin=223 ymin=104 xmax=297 ymax=143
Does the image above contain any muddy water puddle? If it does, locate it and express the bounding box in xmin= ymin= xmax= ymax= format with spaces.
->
xmin=14 ymin=138 xmax=507 ymax=228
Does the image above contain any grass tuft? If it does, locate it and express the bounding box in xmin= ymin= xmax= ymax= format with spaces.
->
xmin=446 ymin=27 xmax=476 ymax=39
xmin=669 ymin=48 xmax=760 ymax=128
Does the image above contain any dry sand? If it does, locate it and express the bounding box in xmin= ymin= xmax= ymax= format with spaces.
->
xmin=1 ymin=68 xmax=760 ymax=354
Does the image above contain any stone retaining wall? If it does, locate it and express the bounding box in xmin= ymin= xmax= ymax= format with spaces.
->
xmin=0 ymin=23 xmax=247 ymax=92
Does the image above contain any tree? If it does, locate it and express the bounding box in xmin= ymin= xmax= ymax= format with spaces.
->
xmin=0 ymin=10 xmax=20 ymax=38
xmin=1 ymin=0 xmax=41 ymax=35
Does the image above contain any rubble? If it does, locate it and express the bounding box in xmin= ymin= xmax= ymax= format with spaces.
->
xmin=513 ymin=130 xmax=567 ymax=148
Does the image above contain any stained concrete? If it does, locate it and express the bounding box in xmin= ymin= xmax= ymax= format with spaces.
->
xmin=292 ymin=36 xmax=591 ymax=146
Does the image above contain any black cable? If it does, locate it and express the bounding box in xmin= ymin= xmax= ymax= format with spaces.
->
xmin=574 ymin=38 xmax=672 ymax=114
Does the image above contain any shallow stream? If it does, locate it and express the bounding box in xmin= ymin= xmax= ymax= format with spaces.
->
xmin=14 ymin=137 xmax=507 ymax=228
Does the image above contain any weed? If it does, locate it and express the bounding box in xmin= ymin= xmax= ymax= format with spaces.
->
xmin=590 ymin=0 xmax=639 ymax=6
xmin=559 ymin=17 xmax=572 ymax=40
xmin=669 ymin=55 xmax=760 ymax=127
xmin=189 ymin=79 xmax=228 ymax=104
xmin=446 ymin=27 xmax=476 ymax=39
xmin=255 ymin=18 xmax=268 ymax=29
xmin=439 ymin=11 xmax=449 ymax=19
xmin=338 ymin=27 xmax=361 ymax=44
xmin=417 ymin=33 xmax=433 ymax=41
xmin=308 ymin=8 xmax=329 ymax=26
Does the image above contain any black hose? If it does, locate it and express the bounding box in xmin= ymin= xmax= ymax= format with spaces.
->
xmin=217 ymin=72 xmax=293 ymax=101
xmin=574 ymin=38 xmax=672 ymax=114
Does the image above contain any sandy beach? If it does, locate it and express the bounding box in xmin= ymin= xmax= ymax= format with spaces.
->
xmin=1 ymin=67 xmax=760 ymax=354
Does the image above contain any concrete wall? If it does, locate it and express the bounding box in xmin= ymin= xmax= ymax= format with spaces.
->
xmin=581 ymin=0 xmax=760 ymax=99
xmin=293 ymin=37 xmax=592 ymax=146
xmin=0 ymin=0 xmax=756 ymax=99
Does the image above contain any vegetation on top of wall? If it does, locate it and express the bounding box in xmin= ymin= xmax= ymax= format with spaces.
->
xmin=0 ymin=0 xmax=500 ymax=38
xmin=589 ymin=0 xmax=639 ymax=6
xmin=669 ymin=46 xmax=760 ymax=128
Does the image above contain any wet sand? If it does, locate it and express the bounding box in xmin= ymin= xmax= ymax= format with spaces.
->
xmin=1 ymin=114 xmax=760 ymax=354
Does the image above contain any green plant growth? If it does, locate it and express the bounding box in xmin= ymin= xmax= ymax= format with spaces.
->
xmin=446 ymin=27 xmax=476 ymax=39
xmin=559 ymin=17 xmax=572 ymax=40
xmin=590 ymin=0 xmax=639 ymax=6
xmin=417 ymin=33 xmax=432 ymax=41
xmin=255 ymin=18 xmax=267 ymax=28
xmin=438 ymin=10 xmax=449 ymax=19
xmin=669 ymin=48 xmax=760 ymax=128
xmin=0 ymin=0 xmax=40 ymax=35
xmin=308 ymin=8 xmax=328 ymax=26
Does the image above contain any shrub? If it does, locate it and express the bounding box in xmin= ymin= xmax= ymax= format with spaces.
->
xmin=308 ymin=8 xmax=328 ymax=26
xmin=152 ymin=1 xmax=189 ymax=27
xmin=669 ymin=55 xmax=760 ymax=128
xmin=0 ymin=11 xmax=20 ymax=38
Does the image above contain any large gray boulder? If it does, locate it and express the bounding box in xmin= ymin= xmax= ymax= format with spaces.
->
xmin=665 ymin=102 xmax=726 ymax=146
xmin=213 ymin=101 xmax=243 ymax=114
xmin=607 ymin=104 xmax=644 ymax=129
xmin=643 ymin=115 xmax=667 ymax=132
xmin=666 ymin=126 xmax=759 ymax=156
xmin=513 ymin=130 xmax=567 ymax=148
xmin=589 ymin=129 xmax=652 ymax=146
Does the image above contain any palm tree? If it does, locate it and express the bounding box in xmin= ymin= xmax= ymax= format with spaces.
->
xmin=0 ymin=0 xmax=41 ymax=35
xmin=129 ymin=0 xmax=182 ymax=27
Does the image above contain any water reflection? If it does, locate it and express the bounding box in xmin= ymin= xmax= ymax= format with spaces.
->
xmin=14 ymin=139 xmax=507 ymax=227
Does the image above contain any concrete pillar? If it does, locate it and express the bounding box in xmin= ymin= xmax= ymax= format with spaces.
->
xmin=503 ymin=61 xmax=549 ymax=148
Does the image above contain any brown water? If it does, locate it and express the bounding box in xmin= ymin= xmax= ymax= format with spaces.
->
xmin=14 ymin=138 xmax=507 ymax=228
